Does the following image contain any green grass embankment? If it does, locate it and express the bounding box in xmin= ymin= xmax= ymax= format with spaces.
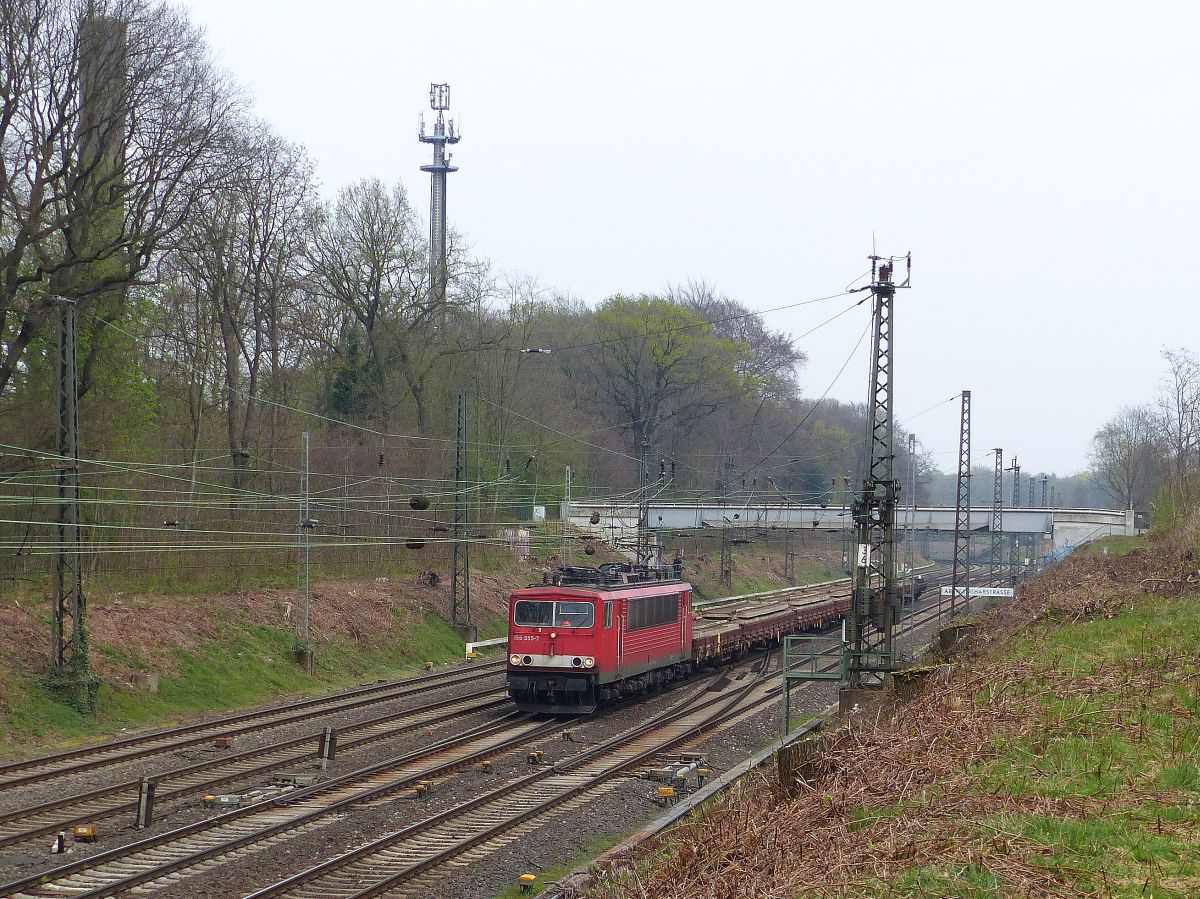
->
xmin=581 ymin=534 xmax=1200 ymax=899
xmin=887 ymin=592 xmax=1200 ymax=897
xmin=0 ymin=612 xmax=504 ymax=760
xmin=1080 ymin=533 xmax=1147 ymax=556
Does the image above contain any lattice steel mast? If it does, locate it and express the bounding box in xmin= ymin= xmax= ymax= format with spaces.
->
xmin=637 ymin=441 xmax=652 ymax=568
xmin=562 ymin=466 xmax=573 ymax=566
xmin=783 ymin=499 xmax=796 ymax=583
xmin=846 ymin=253 xmax=910 ymax=688
xmin=52 ymin=295 xmax=86 ymax=677
xmin=719 ymin=458 xmax=733 ymax=589
xmin=52 ymin=14 xmax=127 ymax=703
xmin=451 ymin=389 xmax=472 ymax=633
xmin=1006 ymin=456 xmax=1021 ymax=584
xmin=949 ymin=391 xmax=972 ymax=615
xmin=990 ymin=449 xmax=1004 ymax=584
xmin=419 ymin=83 xmax=460 ymax=316
xmin=293 ymin=432 xmax=314 ymax=673
xmin=906 ymin=433 xmax=917 ymax=602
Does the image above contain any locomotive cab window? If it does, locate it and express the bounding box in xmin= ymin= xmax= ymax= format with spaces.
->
xmin=514 ymin=600 xmax=554 ymax=626
xmin=555 ymin=601 xmax=594 ymax=628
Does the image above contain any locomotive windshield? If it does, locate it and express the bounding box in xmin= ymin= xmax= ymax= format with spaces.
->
xmin=513 ymin=599 xmax=595 ymax=628
xmin=514 ymin=600 xmax=554 ymax=626
xmin=555 ymin=601 xmax=594 ymax=628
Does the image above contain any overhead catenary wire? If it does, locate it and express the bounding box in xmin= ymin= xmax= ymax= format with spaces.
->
xmin=732 ymin=316 xmax=872 ymax=483
xmin=0 ymin=280 xmax=953 ymax=569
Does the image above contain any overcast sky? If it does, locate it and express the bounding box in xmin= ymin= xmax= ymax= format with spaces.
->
xmin=179 ymin=0 xmax=1198 ymax=475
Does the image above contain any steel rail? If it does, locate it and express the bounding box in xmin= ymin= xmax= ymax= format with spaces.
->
xmin=2 ymin=661 xmax=746 ymax=899
xmin=244 ymin=655 xmax=776 ymax=899
xmin=0 ymin=576 xmax=961 ymax=897
xmin=0 ymin=688 xmax=510 ymax=850
xmin=0 ymin=660 xmax=504 ymax=791
xmin=254 ymin=590 xmax=959 ymax=899
xmin=0 ymin=711 xmax=567 ymax=899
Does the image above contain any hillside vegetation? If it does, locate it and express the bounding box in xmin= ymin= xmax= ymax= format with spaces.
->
xmin=584 ymin=526 xmax=1200 ymax=898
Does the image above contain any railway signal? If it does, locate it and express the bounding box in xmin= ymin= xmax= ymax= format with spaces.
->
xmin=844 ymin=251 xmax=910 ymax=696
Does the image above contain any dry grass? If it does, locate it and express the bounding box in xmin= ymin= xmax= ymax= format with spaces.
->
xmin=581 ymin=526 xmax=1200 ymax=898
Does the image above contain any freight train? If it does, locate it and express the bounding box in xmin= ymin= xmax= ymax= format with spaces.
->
xmin=505 ymin=563 xmax=849 ymax=713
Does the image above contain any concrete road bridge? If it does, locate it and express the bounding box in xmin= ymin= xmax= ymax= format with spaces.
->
xmin=565 ymin=502 xmax=1135 ymax=554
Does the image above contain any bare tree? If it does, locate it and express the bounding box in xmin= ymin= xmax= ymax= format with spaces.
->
xmin=0 ymin=0 xmax=237 ymax=400
xmin=306 ymin=179 xmax=489 ymax=434
xmin=174 ymin=122 xmax=312 ymax=485
xmin=306 ymin=179 xmax=425 ymax=427
xmin=1155 ymin=347 xmax=1200 ymax=502
xmin=1090 ymin=405 xmax=1159 ymax=511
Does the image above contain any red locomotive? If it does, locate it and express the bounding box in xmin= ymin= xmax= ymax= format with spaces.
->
xmin=506 ymin=563 xmax=849 ymax=713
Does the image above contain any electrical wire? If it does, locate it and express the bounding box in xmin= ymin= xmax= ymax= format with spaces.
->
xmin=534 ymin=290 xmax=853 ymax=354
xmin=732 ymin=317 xmax=872 ymax=483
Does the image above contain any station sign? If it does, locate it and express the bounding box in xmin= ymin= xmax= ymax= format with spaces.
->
xmin=939 ymin=586 xmax=1015 ymax=598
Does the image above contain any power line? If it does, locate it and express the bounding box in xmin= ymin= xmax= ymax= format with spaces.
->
xmin=541 ymin=290 xmax=853 ymax=354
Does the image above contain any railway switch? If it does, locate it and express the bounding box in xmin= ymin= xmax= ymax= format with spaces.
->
xmin=71 ymin=823 xmax=97 ymax=842
xmin=656 ymin=786 xmax=676 ymax=806
xmin=519 ymin=873 xmax=537 ymax=893
xmin=203 ymin=794 xmax=242 ymax=809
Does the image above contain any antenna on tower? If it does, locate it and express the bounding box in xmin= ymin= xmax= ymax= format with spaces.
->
xmin=419 ymin=83 xmax=461 ymax=323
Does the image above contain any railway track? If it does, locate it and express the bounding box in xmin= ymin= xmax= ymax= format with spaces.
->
xmin=0 ymin=686 xmax=510 ymax=850
xmin=0 ymin=708 xmax=569 ymax=899
xmin=250 ymin=588 xmax=960 ymax=899
xmin=0 ymin=660 xmax=505 ymax=793
xmin=0 ymin=573 xmax=964 ymax=897
xmin=243 ymin=657 xmax=776 ymax=899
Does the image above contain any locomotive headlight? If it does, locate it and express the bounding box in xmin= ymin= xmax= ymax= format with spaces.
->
xmin=550 ymin=631 xmax=557 ymax=639
xmin=583 ymin=656 xmax=595 ymax=668
xmin=510 ymin=654 xmax=522 ymax=666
